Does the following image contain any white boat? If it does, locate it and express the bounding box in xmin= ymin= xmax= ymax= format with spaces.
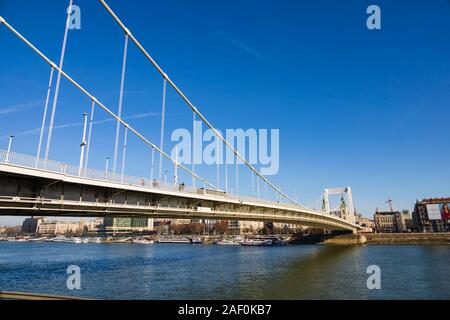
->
xmin=254 ymin=236 xmax=288 ymax=246
xmin=132 ymin=239 xmax=154 ymax=245
xmin=215 ymin=239 xmax=240 ymax=246
xmin=71 ymin=237 xmax=83 ymax=244
xmin=240 ymin=239 xmax=273 ymax=246
xmin=157 ymin=237 xmax=191 ymax=244
xmin=92 ymin=237 xmax=102 ymax=243
xmin=82 ymin=238 xmax=89 ymax=244
xmin=51 ymin=236 xmax=68 ymax=243
xmin=190 ymin=237 xmax=203 ymax=244
xmin=28 ymin=237 xmax=47 ymax=242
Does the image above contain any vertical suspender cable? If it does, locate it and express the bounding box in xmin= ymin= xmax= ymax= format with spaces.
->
xmin=150 ymin=148 xmax=155 ymax=182
xmin=44 ymin=0 xmax=73 ymax=160
xmin=158 ymin=79 xmax=167 ymax=182
xmin=225 ymin=161 xmax=228 ymax=194
xmin=121 ymin=126 xmax=128 ymax=182
xmin=216 ymin=163 xmax=220 ymax=190
xmin=257 ymin=175 xmax=260 ymax=198
xmin=84 ymin=100 xmax=95 ymax=169
xmin=192 ymin=111 xmax=196 ymax=188
xmin=235 ymin=156 xmax=239 ymax=194
xmin=36 ymin=67 xmax=54 ymax=166
xmin=113 ymin=33 xmax=129 ymax=172
xmin=251 ymin=171 xmax=255 ymax=196
xmin=174 ymin=145 xmax=178 ymax=187
xmin=78 ymin=113 xmax=88 ymax=176
xmin=216 ymin=142 xmax=220 ymax=189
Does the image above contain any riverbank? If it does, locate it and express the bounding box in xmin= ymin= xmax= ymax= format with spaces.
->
xmin=364 ymin=233 xmax=450 ymax=245
xmin=291 ymin=233 xmax=450 ymax=245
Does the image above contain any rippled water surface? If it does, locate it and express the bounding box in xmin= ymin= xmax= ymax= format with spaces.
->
xmin=1 ymin=243 xmax=449 ymax=299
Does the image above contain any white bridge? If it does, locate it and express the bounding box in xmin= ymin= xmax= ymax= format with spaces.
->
xmin=0 ymin=151 xmax=359 ymax=232
xmin=0 ymin=1 xmax=360 ymax=233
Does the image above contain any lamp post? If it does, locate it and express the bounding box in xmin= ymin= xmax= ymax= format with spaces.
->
xmin=121 ymin=127 xmax=128 ymax=182
xmin=5 ymin=135 xmax=14 ymax=163
xmin=225 ymin=163 xmax=228 ymax=194
xmin=78 ymin=113 xmax=88 ymax=176
xmin=173 ymin=145 xmax=178 ymax=187
xmin=164 ymin=170 xmax=168 ymax=188
xmin=105 ymin=157 xmax=110 ymax=179
xmin=278 ymin=182 xmax=281 ymax=203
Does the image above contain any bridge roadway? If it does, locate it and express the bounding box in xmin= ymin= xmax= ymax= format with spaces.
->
xmin=0 ymin=151 xmax=359 ymax=232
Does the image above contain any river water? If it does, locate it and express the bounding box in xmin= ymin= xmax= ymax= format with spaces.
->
xmin=0 ymin=242 xmax=449 ymax=299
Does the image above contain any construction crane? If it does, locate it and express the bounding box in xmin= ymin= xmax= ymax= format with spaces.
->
xmin=386 ymin=198 xmax=394 ymax=212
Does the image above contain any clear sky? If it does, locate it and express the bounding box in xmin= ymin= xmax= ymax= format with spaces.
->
xmin=0 ymin=0 xmax=449 ymax=226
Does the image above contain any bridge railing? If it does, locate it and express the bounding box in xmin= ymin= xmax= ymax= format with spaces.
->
xmin=0 ymin=150 xmax=196 ymax=192
xmin=0 ymin=150 xmax=334 ymax=218
xmin=0 ymin=150 xmax=280 ymax=204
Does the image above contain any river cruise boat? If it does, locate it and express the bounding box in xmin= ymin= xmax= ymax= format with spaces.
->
xmin=157 ymin=237 xmax=203 ymax=244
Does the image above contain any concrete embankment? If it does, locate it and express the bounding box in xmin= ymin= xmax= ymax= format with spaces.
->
xmin=364 ymin=233 xmax=450 ymax=245
xmin=290 ymin=233 xmax=450 ymax=245
xmin=290 ymin=233 xmax=366 ymax=245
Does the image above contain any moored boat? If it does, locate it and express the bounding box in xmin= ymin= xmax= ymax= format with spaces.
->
xmin=240 ymin=239 xmax=273 ymax=246
xmin=254 ymin=236 xmax=288 ymax=246
xmin=28 ymin=237 xmax=47 ymax=242
xmin=157 ymin=237 xmax=191 ymax=244
xmin=71 ymin=237 xmax=83 ymax=244
xmin=132 ymin=239 xmax=154 ymax=245
xmin=190 ymin=237 xmax=203 ymax=244
xmin=215 ymin=239 xmax=240 ymax=246
xmin=92 ymin=237 xmax=102 ymax=243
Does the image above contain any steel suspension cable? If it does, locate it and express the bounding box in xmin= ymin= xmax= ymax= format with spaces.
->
xmin=216 ymin=139 xmax=220 ymax=188
xmin=36 ymin=67 xmax=54 ymax=167
xmin=0 ymin=16 xmax=219 ymax=191
xmin=150 ymin=148 xmax=155 ymax=182
xmin=235 ymin=157 xmax=239 ymax=194
xmin=45 ymin=0 xmax=73 ymax=160
xmin=159 ymin=79 xmax=167 ymax=182
xmin=98 ymin=0 xmax=304 ymax=207
xmin=113 ymin=33 xmax=129 ymax=172
xmin=121 ymin=127 xmax=128 ymax=182
xmin=192 ymin=111 xmax=196 ymax=188
xmin=84 ymin=100 xmax=95 ymax=169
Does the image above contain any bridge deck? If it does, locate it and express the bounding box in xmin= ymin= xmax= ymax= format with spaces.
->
xmin=0 ymin=151 xmax=359 ymax=231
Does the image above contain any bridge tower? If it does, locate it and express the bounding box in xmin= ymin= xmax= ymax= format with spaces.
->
xmin=323 ymin=187 xmax=356 ymax=225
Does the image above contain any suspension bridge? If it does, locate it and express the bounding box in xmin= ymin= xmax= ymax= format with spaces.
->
xmin=0 ymin=1 xmax=360 ymax=233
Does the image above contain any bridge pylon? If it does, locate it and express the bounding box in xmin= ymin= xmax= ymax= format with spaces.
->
xmin=323 ymin=187 xmax=356 ymax=227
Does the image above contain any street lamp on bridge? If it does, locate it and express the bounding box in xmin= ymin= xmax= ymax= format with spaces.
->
xmin=105 ymin=157 xmax=110 ymax=179
xmin=78 ymin=113 xmax=88 ymax=176
xmin=5 ymin=135 xmax=14 ymax=164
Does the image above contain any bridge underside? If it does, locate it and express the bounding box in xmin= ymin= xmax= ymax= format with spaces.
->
xmin=0 ymin=165 xmax=358 ymax=232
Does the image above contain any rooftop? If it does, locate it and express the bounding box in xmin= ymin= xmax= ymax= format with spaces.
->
xmin=417 ymin=197 xmax=450 ymax=205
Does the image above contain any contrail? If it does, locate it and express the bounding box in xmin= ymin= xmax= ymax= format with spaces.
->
xmin=211 ymin=27 xmax=277 ymax=68
xmin=0 ymin=99 xmax=43 ymax=115
xmin=0 ymin=112 xmax=167 ymax=140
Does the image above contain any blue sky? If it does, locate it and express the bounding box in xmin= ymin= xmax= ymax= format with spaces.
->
xmin=0 ymin=0 xmax=449 ymax=225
